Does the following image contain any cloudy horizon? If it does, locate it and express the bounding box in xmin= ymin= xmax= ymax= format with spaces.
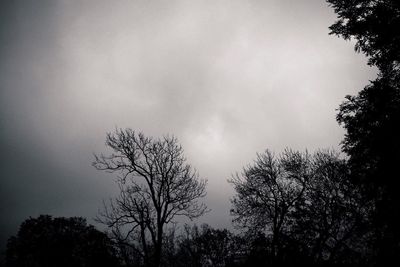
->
xmin=0 ymin=0 xmax=376 ymax=249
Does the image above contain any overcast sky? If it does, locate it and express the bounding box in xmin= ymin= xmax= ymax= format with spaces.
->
xmin=0 ymin=0 xmax=376 ymax=249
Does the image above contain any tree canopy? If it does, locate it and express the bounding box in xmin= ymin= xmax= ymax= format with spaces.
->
xmin=327 ymin=0 xmax=400 ymax=73
xmin=5 ymin=215 xmax=119 ymax=267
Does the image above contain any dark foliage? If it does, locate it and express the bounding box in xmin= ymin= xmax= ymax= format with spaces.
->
xmin=337 ymin=74 xmax=400 ymax=191
xmin=327 ymin=0 xmax=400 ymax=73
xmin=172 ymin=224 xmax=246 ymax=267
xmin=328 ymin=0 xmax=400 ymax=264
xmin=110 ymin=223 xmax=248 ymax=267
xmin=5 ymin=215 xmax=119 ymax=267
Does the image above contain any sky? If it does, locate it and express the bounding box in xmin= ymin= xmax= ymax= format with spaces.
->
xmin=0 ymin=0 xmax=376 ymax=249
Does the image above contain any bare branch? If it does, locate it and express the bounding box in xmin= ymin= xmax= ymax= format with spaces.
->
xmin=93 ymin=128 xmax=207 ymax=266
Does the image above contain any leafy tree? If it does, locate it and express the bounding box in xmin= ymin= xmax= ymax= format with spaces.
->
xmin=337 ymin=75 xmax=400 ymax=191
xmin=5 ymin=215 xmax=119 ymax=267
xmin=327 ymin=0 xmax=400 ymax=73
xmin=93 ymin=129 xmax=207 ymax=267
xmin=328 ymin=0 xmax=400 ymax=264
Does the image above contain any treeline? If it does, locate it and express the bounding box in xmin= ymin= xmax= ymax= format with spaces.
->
xmin=4 ymin=0 xmax=400 ymax=266
xmin=1 ymin=207 xmax=368 ymax=267
xmin=2 ymin=151 xmax=375 ymax=267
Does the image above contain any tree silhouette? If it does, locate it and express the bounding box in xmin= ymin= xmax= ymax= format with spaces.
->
xmin=230 ymin=149 xmax=309 ymax=263
xmin=173 ymin=224 xmax=246 ymax=267
xmin=191 ymin=225 xmax=241 ymax=267
xmin=328 ymin=0 xmax=400 ymax=264
xmin=337 ymin=75 xmax=400 ymax=191
xmin=230 ymin=149 xmax=368 ymax=266
xmin=291 ymin=151 xmax=371 ymax=265
xmin=327 ymin=0 xmax=400 ymax=73
xmin=5 ymin=215 xmax=119 ymax=267
xmin=93 ymin=129 xmax=207 ymax=267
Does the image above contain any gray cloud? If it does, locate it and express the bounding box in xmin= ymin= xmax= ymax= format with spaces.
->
xmin=0 ymin=0 xmax=376 ymax=249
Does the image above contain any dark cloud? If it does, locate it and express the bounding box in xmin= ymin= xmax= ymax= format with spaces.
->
xmin=0 ymin=0 xmax=376 ymax=250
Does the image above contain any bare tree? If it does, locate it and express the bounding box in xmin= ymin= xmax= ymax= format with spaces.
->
xmin=93 ymin=129 xmax=207 ymax=267
xmin=291 ymin=150 xmax=371 ymax=265
xmin=230 ymin=149 xmax=309 ymax=260
xmin=230 ymin=149 xmax=369 ymax=265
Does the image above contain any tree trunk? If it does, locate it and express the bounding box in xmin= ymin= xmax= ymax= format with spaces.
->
xmin=151 ymin=224 xmax=163 ymax=267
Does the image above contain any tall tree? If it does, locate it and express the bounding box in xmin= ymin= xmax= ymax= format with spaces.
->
xmin=337 ymin=75 xmax=400 ymax=191
xmin=93 ymin=129 xmax=207 ymax=267
xmin=328 ymin=0 xmax=400 ymax=264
